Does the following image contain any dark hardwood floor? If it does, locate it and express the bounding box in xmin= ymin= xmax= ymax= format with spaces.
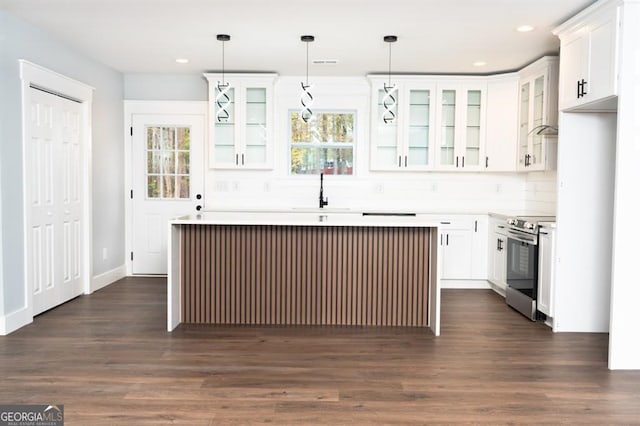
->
xmin=1 ymin=277 xmax=639 ymax=425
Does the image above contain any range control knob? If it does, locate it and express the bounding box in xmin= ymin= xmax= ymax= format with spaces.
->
xmin=507 ymin=218 xmax=517 ymax=226
xmin=524 ymin=222 xmax=535 ymax=230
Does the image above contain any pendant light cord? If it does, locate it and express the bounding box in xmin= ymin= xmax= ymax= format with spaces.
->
xmin=388 ymin=41 xmax=392 ymax=87
xmin=306 ymin=41 xmax=309 ymax=86
xmin=222 ymin=40 xmax=225 ymax=85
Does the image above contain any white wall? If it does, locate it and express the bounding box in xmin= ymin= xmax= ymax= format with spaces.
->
xmin=0 ymin=10 xmax=124 ymax=323
xmin=124 ymin=74 xmax=207 ymax=101
xmin=0 ymin=158 xmax=4 ymax=319
xmin=608 ymin=0 xmax=640 ymax=370
xmin=205 ymin=76 xmax=529 ymax=213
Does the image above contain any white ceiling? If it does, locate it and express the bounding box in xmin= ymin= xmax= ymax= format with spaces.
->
xmin=2 ymin=0 xmax=596 ymax=76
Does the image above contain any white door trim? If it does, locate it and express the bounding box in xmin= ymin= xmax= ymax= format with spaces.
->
xmin=18 ymin=60 xmax=94 ymax=329
xmin=123 ymin=101 xmax=208 ymax=276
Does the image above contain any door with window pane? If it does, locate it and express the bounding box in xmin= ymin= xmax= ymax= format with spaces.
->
xmin=132 ymin=114 xmax=204 ymax=274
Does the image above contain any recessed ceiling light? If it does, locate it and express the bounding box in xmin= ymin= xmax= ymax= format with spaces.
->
xmin=473 ymin=61 xmax=487 ymax=67
xmin=517 ymin=25 xmax=535 ymax=32
xmin=175 ymin=58 xmax=189 ymax=64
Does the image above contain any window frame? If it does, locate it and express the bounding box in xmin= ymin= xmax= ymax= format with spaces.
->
xmin=287 ymin=108 xmax=358 ymax=177
xmin=145 ymin=125 xmax=191 ymax=200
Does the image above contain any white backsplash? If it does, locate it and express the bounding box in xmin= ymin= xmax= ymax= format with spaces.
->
xmin=525 ymin=170 xmax=558 ymax=215
xmin=205 ymin=171 xmax=530 ymax=214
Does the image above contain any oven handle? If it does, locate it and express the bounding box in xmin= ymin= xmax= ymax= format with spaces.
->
xmin=507 ymin=229 xmax=537 ymax=245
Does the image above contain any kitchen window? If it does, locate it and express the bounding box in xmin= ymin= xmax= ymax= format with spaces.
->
xmin=289 ymin=110 xmax=355 ymax=175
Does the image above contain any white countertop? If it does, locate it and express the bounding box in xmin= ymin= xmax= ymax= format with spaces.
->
xmin=171 ymin=211 xmax=441 ymax=228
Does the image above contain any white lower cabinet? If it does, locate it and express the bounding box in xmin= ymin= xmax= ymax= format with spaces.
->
xmin=487 ymin=217 xmax=508 ymax=292
xmin=537 ymin=225 xmax=556 ymax=317
xmin=441 ymin=228 xmax=473 ymax=279
xmin=439 ymin=215 xmax=487 ymax=281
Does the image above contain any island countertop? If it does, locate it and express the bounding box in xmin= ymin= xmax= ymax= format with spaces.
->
xmin=171 ymin=211 xmax=444 ymax=228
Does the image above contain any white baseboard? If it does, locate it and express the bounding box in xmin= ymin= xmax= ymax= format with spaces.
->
xmin=0 ymin=305 xmax=33 ymax=335
xmin=91 ymin=264 xmax=126 ymax=293
xmin=441 ymin=279 xmax=491 ymax=289
xmin=488 ymin=281 xmax=507 ymax=297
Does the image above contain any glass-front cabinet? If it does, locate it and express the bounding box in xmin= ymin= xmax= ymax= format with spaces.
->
xmin=369 ymin=76 xmax=486 ymax=171
xmin=517 ymin=57 xmax=559 ymax=171
xmin=204 ymin=73 xmax=277 ymax=169
xmin=435 ymin=82 xmax=487 ymax=171
xmin=369 ymin=77 xmax=436 ymax=170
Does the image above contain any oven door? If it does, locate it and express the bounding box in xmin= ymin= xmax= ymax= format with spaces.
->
xmin=505 ymin=229 xmax=539 ymax=320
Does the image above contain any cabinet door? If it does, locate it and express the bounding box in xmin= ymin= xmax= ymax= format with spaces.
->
xmin=461 ymin=89 xmax=485 ymax=170
xmin=435 ymin=85 xmax=485 ymax=170
xmin=493 ymin=236 xmax=507 ymax=288
xmin=559 ymin=34 xmax=589 ymax=110
xmin=529 ymin=75 xmax=547 ymax=170
xmin=441 ymin=230 xmax=473 ymax=279
xmin=212 ymin=85 xmax=237 ymax=167
xmin=372 ymin=85 xmax=401 ymax=169
xmin=406 ymin=87 xmax=435 ymax=169
xmin=587 ymin=14 xmax=618 ymax=103
xmin=485 ymin=77 xmax=518 ymax=172
xmin=470 ymin=216 xmax=488 ymax=279
xmin=436 ymin=88 xmax=458 ymax=169
xmin=517 ymin=80 xmax=531 ymax=170
xmin=243 ymin=87 xmax=268 ymax=167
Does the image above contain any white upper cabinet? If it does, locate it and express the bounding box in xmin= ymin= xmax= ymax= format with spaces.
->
xmin=368 ymin=76 xmax=487 ymax=172
xmin=517 ymin=57 xmax=559 ymax=171
xmin=435 ymin=82 xmax=487 ymax=171
xmin=554 ymin=1 xmax=620 ymax=111
xmin=204 ymin=73 xmax=277 ymax=169
xmin=369 ymin=77 xmax=436 ymax=170
xmin=485 ymin=75 xmax=519 ymax=172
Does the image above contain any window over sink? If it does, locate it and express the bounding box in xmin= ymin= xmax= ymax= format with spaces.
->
xmin=289 ymin=110 xmax=355 ymax=175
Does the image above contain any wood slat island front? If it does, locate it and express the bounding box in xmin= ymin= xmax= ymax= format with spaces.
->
xmin=168 ymin=212 xmax=441 ymax=335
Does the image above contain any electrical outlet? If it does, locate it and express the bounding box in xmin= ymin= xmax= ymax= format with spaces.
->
xmin=431 ymin=182 xmax=438 ymax=192
xmin=264 ymin=182 xmax=271 ymax=192
xmin=214 ymin=181 xmax=229 ymax=192
xmin=102 ymin=248 xmax=108 ymax=261
xmin=232 ymin=181 xmax=239 ymax=191
xmin=496 ymin=184 xmax=502 ymax=193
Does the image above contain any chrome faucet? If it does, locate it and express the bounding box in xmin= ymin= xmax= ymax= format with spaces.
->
xmin=319 ymin=173 xmax=329 ymax=208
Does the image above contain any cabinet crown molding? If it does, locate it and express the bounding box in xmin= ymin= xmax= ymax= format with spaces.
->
xmin=553 ymin=0 xmax=621 ymax=37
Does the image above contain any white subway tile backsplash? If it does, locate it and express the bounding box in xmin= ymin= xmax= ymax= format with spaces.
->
xmin=206 ymin=171 xmax=531 ymax=214
xmin=525 ymin=171 xmax=557 ymax=215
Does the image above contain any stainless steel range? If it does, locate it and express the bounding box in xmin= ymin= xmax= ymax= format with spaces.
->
xmin=505 ymin=215 xmax=555 ymax=320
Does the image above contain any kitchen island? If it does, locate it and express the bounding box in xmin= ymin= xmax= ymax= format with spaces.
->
xmin=168 ymin=211 xmax=441 ymax=335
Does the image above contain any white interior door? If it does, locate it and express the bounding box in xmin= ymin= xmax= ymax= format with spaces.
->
xmin=28 ymin=88 xmax=84 ymax=315
xmin=131 ymin=114 xmax=204 ymax=274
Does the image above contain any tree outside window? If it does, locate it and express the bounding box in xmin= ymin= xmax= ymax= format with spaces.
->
xmin=290 ymin=111 xmax=355 ymax=175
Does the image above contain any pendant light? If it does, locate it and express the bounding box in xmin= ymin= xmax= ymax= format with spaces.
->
xmin=216 ymin=34 xmax=231 ymax=122
xmin=382 ymin=35 xmax=398 ymax=124
xmin=300 ymin=35 xmax=315 ymax=123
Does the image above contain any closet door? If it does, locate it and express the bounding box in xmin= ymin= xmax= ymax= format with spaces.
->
xmin=28 ymin=88 xmax=84 ymax=315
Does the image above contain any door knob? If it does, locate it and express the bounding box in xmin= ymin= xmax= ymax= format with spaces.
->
xmin=196 ymin=194 xmax=202 ymax=200
xmin=196 ymin=205 xmax=202 ymax=211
